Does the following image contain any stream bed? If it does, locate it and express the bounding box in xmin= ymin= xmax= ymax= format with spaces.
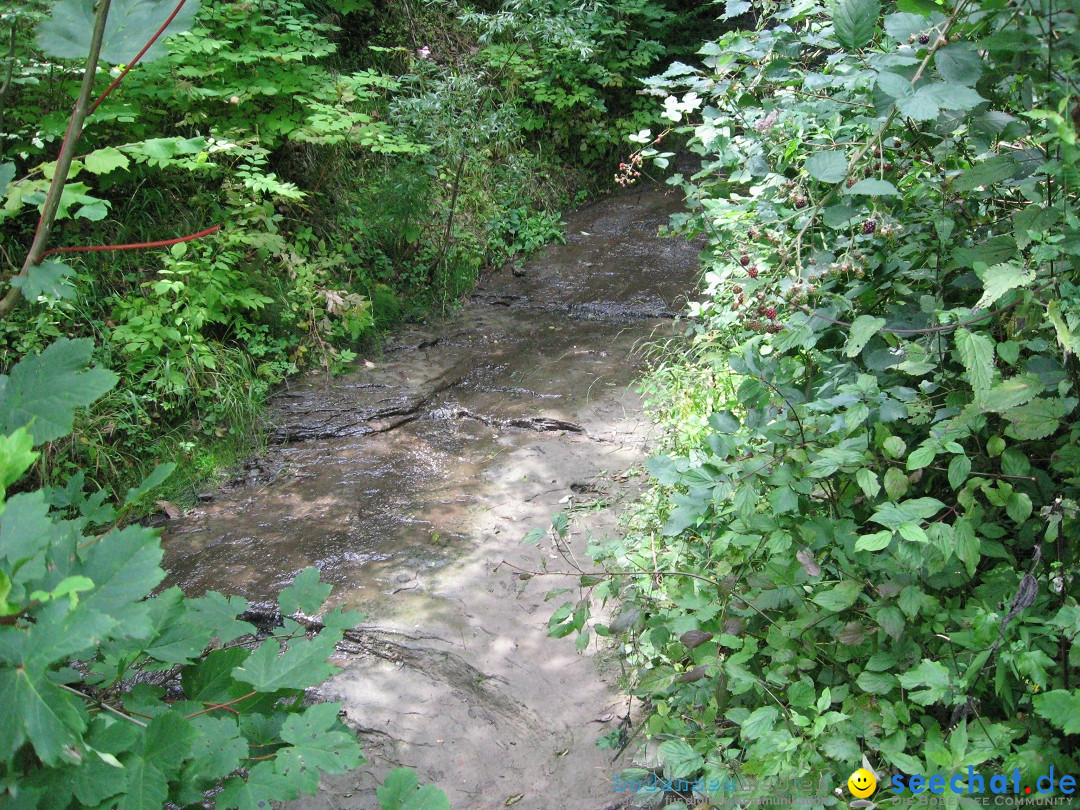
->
xmin=161 ymin=181 xmax=701 ymax=810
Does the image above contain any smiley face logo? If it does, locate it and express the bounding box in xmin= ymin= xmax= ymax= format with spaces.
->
xmin=848 ymin=768 xmax=877 ymax=798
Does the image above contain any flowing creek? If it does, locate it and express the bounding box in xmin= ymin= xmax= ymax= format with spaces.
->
xmin=161 ymin=180 xmax=702 ymax=810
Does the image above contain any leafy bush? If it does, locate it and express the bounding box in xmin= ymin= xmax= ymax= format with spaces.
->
xmin=557 ymin=0 xmax=1080 ymax=802
xmin=0 ymin=339 xmax=449 ymax=810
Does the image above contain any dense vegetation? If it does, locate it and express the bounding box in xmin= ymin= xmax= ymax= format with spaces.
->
xmin=0 ymin=0 xmax=691 ymax=807
xmin=0 ymin=0 xmax=685 ymax=500
xmin=540 ymin=0 xmax=1080 ymax=804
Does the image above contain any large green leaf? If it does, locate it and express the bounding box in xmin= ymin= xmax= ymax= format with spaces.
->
xmin=0 ymin=338 xmax=117 ymax=445
xmin=1033 ymin=690 xmax=1080 ymax=735
xmin=805 ymin=151 xmax=848 ymax=183
xmin=218 ymin=762 xmax=299 ymax=810
xmin=77 ymin=524 xmax=165 ymax=638
xmin=955 ymin=328 xmax=996 ymax=399
xmin=0 ymin=663 xmax=87 ymax=765
xmin=832 ymin=0 xmax=879 ymax=49
xmin=657 ymin=738 xmax=705 ymax=778
xmin=36 ymin=0 xmax=202 ymax=65
xmin=277 ymin=566 xmax=332 ymax=616
xmin=231 ymin=632 xmax=338 ymax=692
xmin=376 ymin=768 xmax=451 ymax=810
xmin=844 ymin=315 xmax=886 ymax=357
xmin=276 ymin=703 xmax=365 ymax=792
xmin=10 ymin=260 xmax=77 ymax=301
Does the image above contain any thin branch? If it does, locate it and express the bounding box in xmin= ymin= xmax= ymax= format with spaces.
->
xmin=0 ymin=0 xmax=112 ymax=320
xmin=88 ymin=0 xmax=190 ymax=114
xmin=0 ymin=20 xmax=17 ymax=134
xmin=40 ymin=224 xmax=221 ymax=259
xmin=58 ymin=683 xmax=148 ymax=728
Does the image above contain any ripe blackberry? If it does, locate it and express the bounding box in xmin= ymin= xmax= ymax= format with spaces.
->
xmin=862 ymin=219 xmax=877 ymax=235
xmin=918 ymin=33 xmax=930 ymax=44
xmin=740 ymin=255 xmax=751 ymax=266
xmin=794 ymin=197 xmax=808 ymax=209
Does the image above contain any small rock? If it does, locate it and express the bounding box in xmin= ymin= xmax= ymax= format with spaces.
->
xmin=196 ymin=492 xmax=214 ymax=503
xmin=512 ymin=264 xmax=526 ymax=277
xmin=396 ymin=573 xmax=412 ymax=583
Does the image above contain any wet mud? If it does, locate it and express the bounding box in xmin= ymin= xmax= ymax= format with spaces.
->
xmin=160 ymin=181 xmax=701 ymax=810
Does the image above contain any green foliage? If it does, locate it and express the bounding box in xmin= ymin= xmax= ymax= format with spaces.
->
xmin=562 ymin=0 xmax=1080 ymax=800
xmin=0 ymin=0 xmax=667 ymax=497
xmin=0 ymin=341 xmax=449 ymax=809
xmin=460 ymin=0 xmax=673 ymax=162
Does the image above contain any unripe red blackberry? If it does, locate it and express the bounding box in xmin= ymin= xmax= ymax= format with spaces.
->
xmin=766 ymin=323 xmax=783 ymax=334
xmin=757 ymin=305 xmax=768 ymax=315
xmin=747 ymin=267 xmax=759 ymax=278
xmin=740 ymin=255 xmax=751 ymax=266
xmin=732 ymin=285 xmax=743 ymax=294
xmin=794 ymin=197 xmax=807 ymax=209
xmin=765 ymin=307 xmax=777 ymax=320
xmin=747 ymin=319 xmax=763 ymax=331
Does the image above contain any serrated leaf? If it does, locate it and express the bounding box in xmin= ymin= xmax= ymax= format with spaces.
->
xmin=177 ymin=716 xmax=248 ymax=805
xmin=898 ymin=85 xmax=941 ymax=120
xmin=832 ymin=0 xmax=879 ymax=49
xmin=0 ymin=163 xmax=13 ymax=193
xmin=521 ymin=527 xmax=545 ymax=545
xmin=953 ymin=154 xmax=1018 ymax=192
xmin=855 ymin=468 xmax=881 ymax=499
xmin=812 ymin=580 xmax=862 ymax=612
xmin=876 ymin=71 xmax=913 ymax=99
xmin=0 ymin=490 xmax=56 ymax=587
xmin=981 ymin=376 xmax=1043 ymax=413
xmin=0 ymin=338 xmax=117 ymax=444
xmin=11 ymin=260 xmax=77 ymax=301
xmin=377 ymin=768 xmax=451 ymax=810
xmin=883 ymin=11 xmax=927 ymax=42
xmin=869 ymin=497 xmax=945 ymax=530
xmin=0 ymin=664 xmax=86 ymax=765
xmin=219 ymin=761 xmax=299 ymax=810
xmin=231 ymin=632 xmax=338 ymax=691
xmin=657 ymin=738 xmax=705 ymax=778
xmin=845 ymin=178 xmax=900 ymax=195
xmin=956 ymin=328 xmax=995 ymax=399
xmin=974 ymin=262 xmax=1034 ymax=309
xmin=845 ymin=315 xmax=886 ymax=357
xmin=1003 ymin=397 xmax=1068 ymax=440
xmin=78 ymin=524 xmax=165 ymax=635
xmin=924 ymin=82 xmax=985 ymax=111
xmin=278 ymin=566 xmax=332 ymax=615
xmin=898 ymin=659 xmax=951 ymax=705
xmin=1005 ymin=492 xmax=1032 ymax=524
xmin=84 ymin=147 xmax=130 ymax=175
xmin=947 ymin=454 xmax=971 ymax=489
xmin=857 ymin=670 xmax=897 ymax=694
xmin=1033 ymin=690 xmax=1080 ymax=735
xmin=935 ymin=44 xmax=983 ymax=85
xmin=740 ymin=705 xmax=779 ymax=740
xmin=276 ymin=703 xmax=364 ymax=792
xmin=854 ymin=530 xmax=893 ymax=552
xmin=806 ymin=151 xmax=848 ymax=183
xmin=0 ymin=427 xmax=37 ymax=500
xmin=36 ymin=0 xmax=202 ymax=65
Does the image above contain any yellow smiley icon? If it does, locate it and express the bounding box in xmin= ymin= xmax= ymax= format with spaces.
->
xmin=848 ymin=768 xmax=877 ymax=798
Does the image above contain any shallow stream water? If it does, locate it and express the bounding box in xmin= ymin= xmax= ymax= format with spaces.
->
xmin=161 ymin=180 xmax=701 ymax=810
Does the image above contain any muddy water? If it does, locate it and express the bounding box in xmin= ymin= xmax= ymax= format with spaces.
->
xmin=161 ymin=182 xmax=701 ymax=810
